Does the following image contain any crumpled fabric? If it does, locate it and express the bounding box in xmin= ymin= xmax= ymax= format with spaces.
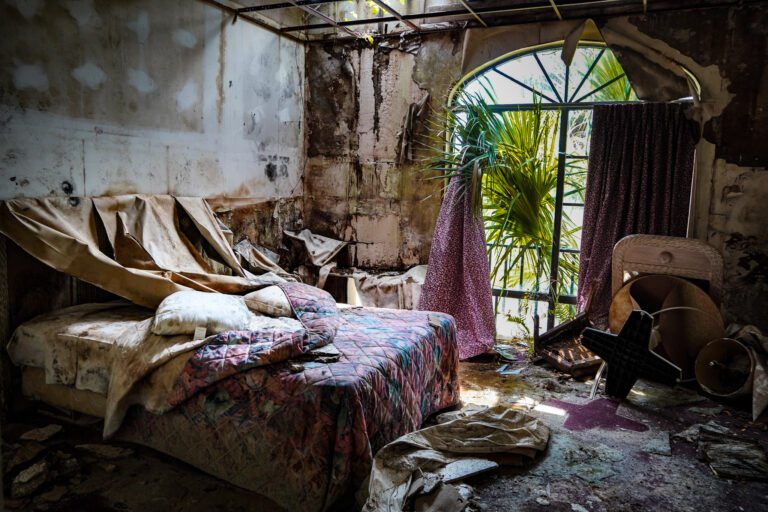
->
xmin=284 ymin=228 xmax=348 ymax=267
xmin=363 ymin=406 xmax=550 ymax=511
xmin=0 ymin=195 xmax=273 ymax=308
xmin=352 ymin=265 xmax=426 ymax=310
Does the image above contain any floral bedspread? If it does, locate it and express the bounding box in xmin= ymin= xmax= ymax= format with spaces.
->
xmin=117 ymin=283 xmax=460 ymax=512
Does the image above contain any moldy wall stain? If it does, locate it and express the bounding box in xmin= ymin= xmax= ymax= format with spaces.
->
xmin=304 ymin=32 xmax=462 ymax=269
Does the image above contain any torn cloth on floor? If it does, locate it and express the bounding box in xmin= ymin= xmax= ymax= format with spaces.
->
xmin=363 ymin=406 xmax=550 ymax=511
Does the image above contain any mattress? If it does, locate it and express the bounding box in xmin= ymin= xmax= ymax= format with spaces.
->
xmin=117 ymin=301 xmax=460 ymax=512
xmin=8 ymin=302 xmax=154 ymax=395
xmin=8 ymin=302 xmax=307 ymax=397
xmin=22 ymin=367 xmax=107 ymax=418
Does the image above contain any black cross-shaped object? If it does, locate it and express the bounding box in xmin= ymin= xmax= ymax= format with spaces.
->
xmin=581 ymin=310 xmax=682 ymax=399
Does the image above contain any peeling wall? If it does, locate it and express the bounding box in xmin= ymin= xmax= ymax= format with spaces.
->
xmin=0 ymin=0 xmax=305 ymax=209
xmin=305 ymin=5 xmax=768 ymax=329
xmin=305 ymin=33 xmax=463 ymax=268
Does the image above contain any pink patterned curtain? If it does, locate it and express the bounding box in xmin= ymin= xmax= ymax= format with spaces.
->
xmin=419 ymin=180 xmax=496 ymax=359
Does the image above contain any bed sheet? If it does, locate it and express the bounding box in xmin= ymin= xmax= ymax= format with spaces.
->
xmin=116 ymin=305 xmax=460 ymax=512
xmin=7 ymin=302 xmax=153 ymax=395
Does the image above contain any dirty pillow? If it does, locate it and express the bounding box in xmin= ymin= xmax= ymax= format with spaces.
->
xmin=244 ymin=285 xmax=294 ymax=317
xmin=152 ymin=291 xmax=253 ymax=336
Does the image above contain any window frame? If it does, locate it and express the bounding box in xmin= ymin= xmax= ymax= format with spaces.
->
xmin=456 ymin=42 xmax=640 ymax=330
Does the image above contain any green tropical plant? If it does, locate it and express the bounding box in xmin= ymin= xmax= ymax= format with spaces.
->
xmin=421 ymin=87 xmax=581 ymax=303
xmin=587 ymin=50 xmax=636 ymax=102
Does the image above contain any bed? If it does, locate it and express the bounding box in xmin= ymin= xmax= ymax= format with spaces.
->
xmin=4 ymin=198 xmax=461 ymax=512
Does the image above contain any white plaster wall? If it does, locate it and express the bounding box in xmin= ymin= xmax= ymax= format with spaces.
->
xmin=0 ymin=0 xmax=305 ymax=200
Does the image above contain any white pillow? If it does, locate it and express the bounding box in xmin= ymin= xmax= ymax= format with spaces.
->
xmin=152 ymin=291 xmax=253 ymax=336
xmin=244 ymin=286 xmax=293 ymax=317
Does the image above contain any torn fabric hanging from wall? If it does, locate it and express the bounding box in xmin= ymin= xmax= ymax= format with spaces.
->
xmin=0 ymin=196 xmax=282 ymax=308
xmin=397 ymin=92 xmax=430 ymax=165
xmin=577 ymin=103 xmax=697 ymax=326
xmin=352 ymin=265 xmax=427 ymax=310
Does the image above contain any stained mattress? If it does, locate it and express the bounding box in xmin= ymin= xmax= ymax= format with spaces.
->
xmin=117 ymin=304 xmax=461 ymax=512
xmin=8 ymin=302 xmax=154 ymax=396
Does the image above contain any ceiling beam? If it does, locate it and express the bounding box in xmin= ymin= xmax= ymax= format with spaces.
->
xmin=285 ymin=0 xmax=362 ymax=38
xmin=369 ymin=0 xmax=420 ymax=31
xmin=548 ymin=0 xmax=564 ymax=20
xmin=201 ymin=0 xmax=305 ymax=43
xmin=458 ymin=0 xmax=489 ymax=27
xmin=281 ymin=1 xmax=568 ymax=32
xmin=238 ymin=0 xmax=337 ymax=13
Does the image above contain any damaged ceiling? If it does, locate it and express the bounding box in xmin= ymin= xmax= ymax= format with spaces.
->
xmin=207 ymin=0 xmax=766 ymax=41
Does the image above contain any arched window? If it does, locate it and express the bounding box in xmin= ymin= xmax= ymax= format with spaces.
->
xmin=456 ymin=43 xmax=640 ymax=336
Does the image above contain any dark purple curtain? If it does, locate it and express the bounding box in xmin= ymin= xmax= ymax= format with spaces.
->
xmin=419 ymin=179 xmax=496 ymax=359
xmin=577 ymin=103 xmax=697 ymax=326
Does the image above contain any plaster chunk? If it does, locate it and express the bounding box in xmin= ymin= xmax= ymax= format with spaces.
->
xmin=602 ymin=18 xmax=733 ymax=124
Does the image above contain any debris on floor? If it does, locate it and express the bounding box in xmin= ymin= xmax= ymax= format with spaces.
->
xmin=75 ymin=443 xmax=134 ymax=459
xmin=696 ymin=425 xmax=768 ymax=481
xmin=19 ymin=424 xmax=62 ymax=442
xmin=3 ymin=353 xmax=768 ymax=511
xmin=363 ymin=406 xmax=549 ymax=511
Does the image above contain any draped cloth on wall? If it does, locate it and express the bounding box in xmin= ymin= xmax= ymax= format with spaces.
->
xmin=0 ymin=196 xmax=283 ymax=309
xmin=577 ymin=103 xmax=697 ymax=327
xmin=419 ymin=179 xmax=496 ymax=359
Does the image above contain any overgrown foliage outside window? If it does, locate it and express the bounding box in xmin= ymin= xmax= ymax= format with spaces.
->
xmin=423 ymin=45 xmax=639 ymax=339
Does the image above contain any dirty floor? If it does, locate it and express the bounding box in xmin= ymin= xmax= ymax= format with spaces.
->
xmin=3 ymin=349 xmax=768 ymax=511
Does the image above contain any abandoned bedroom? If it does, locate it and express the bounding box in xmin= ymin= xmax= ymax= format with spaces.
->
xmin=2 ymin=0 xmax=768 ymax=510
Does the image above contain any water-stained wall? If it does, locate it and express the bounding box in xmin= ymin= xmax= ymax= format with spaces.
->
xmin=304 ymin=33 xmax=463 ymax=268
xmin=304 ymin=5 xmax=768 ymax=329
xmin=0 ymin=0 xmax=305 ymax=205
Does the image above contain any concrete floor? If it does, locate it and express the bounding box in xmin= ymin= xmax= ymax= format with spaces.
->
xmin=3 ymin=351 xmax=768 ymax=511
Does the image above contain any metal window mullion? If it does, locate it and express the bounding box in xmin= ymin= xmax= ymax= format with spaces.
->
xmin=547 ymin=107 xmax=569 ymax=330
xmin=492 ymin=288 xmax=578 ymax=305
xmin=533 ymin=53 xmax=563 ymax=102
xmin=574 ymin=73 xmax=627 ymax=103
xmin=567 ymin=48 xmax=606 ymax=102
xmin=492 ymin=68 xmax=559 ymax=104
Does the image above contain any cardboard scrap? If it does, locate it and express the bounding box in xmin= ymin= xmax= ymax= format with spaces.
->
xmin=438 ymin=459 xmax=499 ymax=483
